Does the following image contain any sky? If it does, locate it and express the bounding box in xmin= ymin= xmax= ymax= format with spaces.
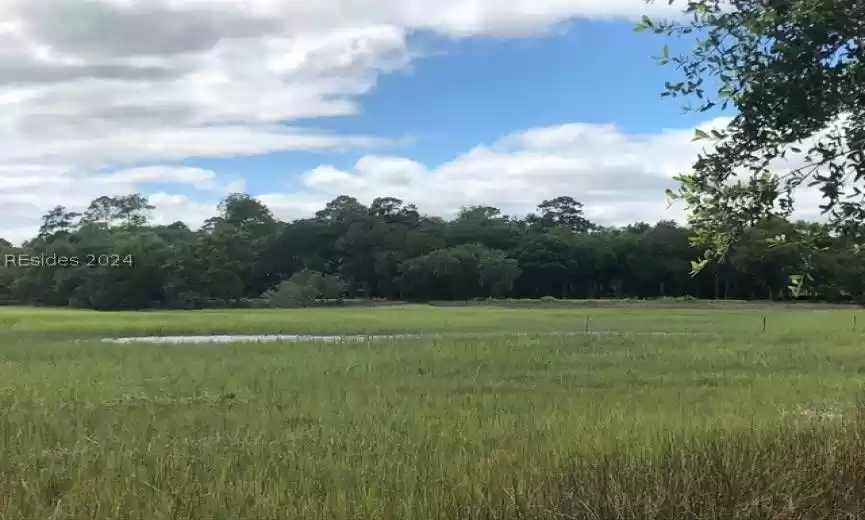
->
xmin=0 ymin=0 xmax=825 ymax=244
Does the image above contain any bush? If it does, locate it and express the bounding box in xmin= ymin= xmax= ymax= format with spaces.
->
xmin=264 ymin=270 xmax=346 ymax=308
xmin=266 ymin=280 xmax=318 ymax=308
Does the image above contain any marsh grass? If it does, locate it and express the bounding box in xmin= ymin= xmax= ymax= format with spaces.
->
xmin=2 ymin=306 xmax=865 ymax=518
xmin=473 ymin=418 xmax=865 ymax=520
xmin=1 ymin=304 xmax=863 ymax=339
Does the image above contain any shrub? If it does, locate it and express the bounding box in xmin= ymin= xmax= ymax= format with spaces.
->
xmin=264 ymin=270 xmax=346 ymax=308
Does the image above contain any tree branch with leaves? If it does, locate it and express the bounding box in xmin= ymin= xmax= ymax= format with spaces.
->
xmin=637 ymin=0 xmax=865 ymax=285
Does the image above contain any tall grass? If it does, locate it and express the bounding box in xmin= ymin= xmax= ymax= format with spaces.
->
xmin=463 ymin=416 xmax=865 ymax=519
xmin=1 ymin=307 xmax=865 ymax=518
xmin=1 ymin=304 xmax=862 ymax=339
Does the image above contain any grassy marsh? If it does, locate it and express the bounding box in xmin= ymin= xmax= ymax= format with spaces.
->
xmin=1 ymin=304 xmax=864 ymax=519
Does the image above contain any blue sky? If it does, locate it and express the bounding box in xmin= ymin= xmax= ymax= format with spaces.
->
xmin=189 ymin=19 xmax=710 ymax=195
xmin=1 ymin=0 xmax=743 ymax=243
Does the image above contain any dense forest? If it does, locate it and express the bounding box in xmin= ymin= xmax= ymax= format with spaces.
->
xmin=0 ymin=193 xmax=863 ymax=310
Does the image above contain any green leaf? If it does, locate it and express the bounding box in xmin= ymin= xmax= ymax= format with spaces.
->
xmin=692 ymin=128 xmax=710 ymax=141
xmin=689 ymin=258 xmax=710 ymax=276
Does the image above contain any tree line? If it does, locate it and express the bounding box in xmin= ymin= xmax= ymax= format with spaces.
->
xmin=0 ymin=193 xmax=862 ymax=310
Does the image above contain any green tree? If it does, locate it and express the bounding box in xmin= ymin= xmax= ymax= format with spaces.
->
xmin=205 ymin=193 xmax=276 ymax=233
xmin=449 ymin=206 xmax=522 ymax=252
xmin=81 ymin=194 xmax=154 ymax=228
xmin=264 ymin=269 xmax=346 ymax=308
xmin=730 ymin=219 xmax=804 ymax=300
xmin=529 ymin=196 xmax=595 ymax=233
xmin=6 ymin=189 xmax=865 ymax=308
xmin=0 ymin=238 xmax=15 ymax=302
xmin=66 ymin=229 xmax=168 ymax=310
xmin=37 ymin=206 xmax=81 ymax=239
xmin=513 ymin=235 xmax=574 ymax=297
xmin=369 ymin=197 xmax=420 ymax=226
xmin=397 ymin=246 xmax=484 ymax=300
xmin=477 ymin=248 xmax=521 ymax=298
xmin=639 ymin=0 xmax=865 ymax=272
xmin=204 ymin=194 xmax=281 ymax=298
xmin=315 ymin=195 xmax=369 ymax=223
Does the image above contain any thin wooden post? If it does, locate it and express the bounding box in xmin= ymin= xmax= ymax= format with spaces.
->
xmin=584 ymin=316 xmax=590 ymax=334
xmin=762 ymin=314 xmax=767 ymax=333
xmin=854 ymin=314 xmax=858 ymax=332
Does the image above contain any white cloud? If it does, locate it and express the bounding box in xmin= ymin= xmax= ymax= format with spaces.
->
xmin=0 ymin=165 xmax=243 ymax=243
xmin=1 ymin=116 xmax=839 ymax=245
xmin=0 ymin=0 xmax=688 ymax=244
xmin=0 ymin=119 xmax=697 ymax=245
xmin=2 ymin=118 xmax=842 ymax=246
xmin=145 ymin=192 xmax=223 ymax=229
xmin=280 ymin=121 xmax=710 ymax=224
xmin=253 ymin=117 xmax=835 ymax=227
xmin=102 ymin=166 xmax=245 ymax=193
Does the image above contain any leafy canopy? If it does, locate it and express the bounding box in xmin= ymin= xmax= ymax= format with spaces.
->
xmin=638 ymin=0 xmax=865 ymax=272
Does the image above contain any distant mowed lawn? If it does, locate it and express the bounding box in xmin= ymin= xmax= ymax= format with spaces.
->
xmin=2 ymin=303 xmax=865 ymax=519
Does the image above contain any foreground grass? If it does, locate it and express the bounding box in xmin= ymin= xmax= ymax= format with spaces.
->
xmin=2 ymin=313 xmax=865 ymax=519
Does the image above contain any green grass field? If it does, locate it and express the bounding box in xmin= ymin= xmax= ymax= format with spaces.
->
xmin=2 ymin=304 xmax=865 ymax=519
xmin=1 ymin=303 xmax=861 ymax=338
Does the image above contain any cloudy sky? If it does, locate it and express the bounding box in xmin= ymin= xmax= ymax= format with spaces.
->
xmin=0 ymin=0 xmax=823 ymax=243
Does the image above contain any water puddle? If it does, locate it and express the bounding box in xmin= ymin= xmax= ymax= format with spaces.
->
xmin=101 ymin=331 xmax=710 ymax=344
xmin=103 ymin=334 xmax=416 ymax=344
